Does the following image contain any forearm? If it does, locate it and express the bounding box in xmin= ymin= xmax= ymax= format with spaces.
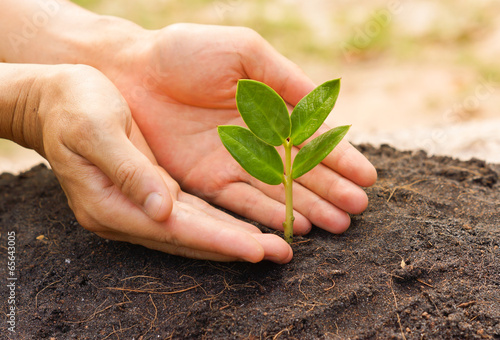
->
xmin=0 ymin=0 xmax=147 ymax=79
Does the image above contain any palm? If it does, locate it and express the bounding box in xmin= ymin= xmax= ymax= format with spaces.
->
xmin=136 ymin=99 xmax=245 ymax=195
xmin=129 ymin=79 xmax=267 ymax=226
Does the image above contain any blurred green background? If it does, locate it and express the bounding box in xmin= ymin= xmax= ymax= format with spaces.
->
xmin=71 ymin=0 xmax=500 ymax=81
xmin=2 ymin=0 xmax=500 ymax=172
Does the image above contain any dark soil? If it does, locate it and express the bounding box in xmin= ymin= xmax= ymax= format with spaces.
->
xmin=1 ymin=144 xmax=499 ymax=340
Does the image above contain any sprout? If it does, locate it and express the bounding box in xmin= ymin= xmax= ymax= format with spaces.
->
xmin=218 ymin=79 xmax=349 ymax=243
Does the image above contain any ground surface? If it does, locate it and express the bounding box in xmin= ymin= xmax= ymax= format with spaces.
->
xmin=1 ymin=144 xmax=499 ymax=339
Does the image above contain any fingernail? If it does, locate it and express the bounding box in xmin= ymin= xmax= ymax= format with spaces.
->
xmin=267 ymin=248 xmax=293 ymax=264
xmin=143 ymin=192 xmax=164 ymax=220
xmin=266 ymin=255 xmax=284 ymax=264
xmin=266 ymin=253 xmax=287 ymax=264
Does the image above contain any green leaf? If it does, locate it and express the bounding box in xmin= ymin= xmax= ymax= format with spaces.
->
xmin=290 ymin=79 xmax=341 ymax=146
xmin=218 ymin=125 xmax=284 ymax=185
xmin=292 ymin=125 xmax=350 ymax=179
xmin=236 ymin=79 xmax=290 ymax=146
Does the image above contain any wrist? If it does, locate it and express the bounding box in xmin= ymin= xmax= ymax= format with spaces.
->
xmin=0 ymin=63 xmax=45 ymax=153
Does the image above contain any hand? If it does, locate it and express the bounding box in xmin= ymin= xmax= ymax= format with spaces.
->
xmin=109 ymin=24 xmax=377 ymax=235
xmin=0 ymin=1 xmax=376 ymax=261
xmin=5 ymin=63 xmax=291 ymax=263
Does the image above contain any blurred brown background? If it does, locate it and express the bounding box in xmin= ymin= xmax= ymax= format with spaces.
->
xmin=2 ymin=0 xmax=499 ymax=173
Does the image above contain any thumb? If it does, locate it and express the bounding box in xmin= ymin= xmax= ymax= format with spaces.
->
xmin=76 ymin=122 xmax=173 ymax=222
xmin=242 ymin=33 xmax=316 ymax=106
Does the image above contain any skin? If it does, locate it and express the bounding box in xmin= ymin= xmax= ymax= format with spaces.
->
xmin=0 ymin=1 xmax=377 ymax=263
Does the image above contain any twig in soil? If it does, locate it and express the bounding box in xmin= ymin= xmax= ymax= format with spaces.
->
xmin=458 ymin=300 xmax=476 ymax=308
xmin=35 ymin=278 xmax=63 ymax=309
xmin=207 ymin=261 xmax=241 ymax=275
xmin=64 ymin=299 xmax=131 ymax=324
xmin=323 ymin=322 xmax=340 ymax=338
xmin=298 ymin=273 xmax=309 ymax=300
xmin=45 ymin=214 xmax=67 ymax=230
xmin=291 ymin=239 xmax=311 ymax=245
xmin=396 ymin=314 xmax=405 ymax=340
xmin=416 ymin=278 xmax=434 ymax=288
xmin=293 ymin=297 xmax=327 ymax=313
xmin=388 ymin=279 xmax=407 ymax=340
xmin=386 ymin=179 xmax=427 ymax=203
xmin=180 ymin=274 xmax=208 ymax=295
xmin=221 ymin=275 xmax=260 ymax=291
xmin=141 ymin=294 xmax=158 ymax=338
xmin=273 ymin=326 xmax=291 ymax=340
xmin=190 ymin=285 xmax=227 ymax=310
xmin=324 ymin=278 xmax=336 ymax=292
xmin=219 ymin=302 xmax=234 ymax=311
xmin=104 ymin=283 xmax=201 ymax=295
xmin=102 ymin=323 xmax=138 ymax=340
xmin=120 ymin=275 xmax=161 ymax=281
xmin=388 ymin=273 xmax=405 ymax=280
xmin=423 ymin=291 xmax=441 ymax=316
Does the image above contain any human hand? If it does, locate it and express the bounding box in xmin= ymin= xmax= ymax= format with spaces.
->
xmin=109 ymin=24 xmax=377 ymax=235
xmin=0 ymin=63 xmax=291 ymax=263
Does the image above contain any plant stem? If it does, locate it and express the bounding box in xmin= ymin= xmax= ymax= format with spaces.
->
xmin=283 ymin=138 xmax=294 ymax=243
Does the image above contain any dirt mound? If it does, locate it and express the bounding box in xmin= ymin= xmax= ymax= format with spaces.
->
xmin=1 ymin=144 xmax=499 ymax=339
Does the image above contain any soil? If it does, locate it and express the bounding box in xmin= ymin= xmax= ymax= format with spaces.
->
xmin=1 ymin=144 xmax=499 ymax=340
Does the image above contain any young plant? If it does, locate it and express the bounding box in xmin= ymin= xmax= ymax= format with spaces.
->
xmin=217 ymin=79 xmax=349 ymax=243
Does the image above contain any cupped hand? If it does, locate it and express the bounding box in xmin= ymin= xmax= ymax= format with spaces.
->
xmin=35 ymin=64 xmax=292 ymax=263
xmin=110 ymin=23 xmax=377 ymax=235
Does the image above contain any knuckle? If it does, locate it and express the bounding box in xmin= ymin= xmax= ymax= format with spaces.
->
xmin=65 ymin=64 xmax=103 ymax=81
xmin=237 ymin=27 xmax=263 ymax=52
xmin=114 ymin=159 xmax=143 ymax=197
xmin=70 ymin=202 xmax=102 ymax=233
xmin=237 ymin=26 xmax=261 ymax=41
xmin=55 ymin=64 xmax=104 ymax=91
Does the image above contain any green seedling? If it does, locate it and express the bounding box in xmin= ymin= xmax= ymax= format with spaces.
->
xmin=218 ymin=79 xmax=349 ymax=243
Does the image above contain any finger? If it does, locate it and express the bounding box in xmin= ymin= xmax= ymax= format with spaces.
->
xmin=323 ymin=139 xmax=378 ymax=188
xmin=300 ymin=125 xmax=377 ymax=188
xmin=275 ymin=140 xmax=369 ymax=214
xmin=252 ymin=233 xmax=293 ymax=264
xmin=211 ymin=182 xmax=312 ymax=235
xmin=251 ymin=178 xmax=352 ymax=234
xmin=176 ymin=190 xmax=263 ymax=233
xmin=98 ymin=230 xmax=245 ymax=262
xmin=157 ymin=164 xmax=267 ymax=234
xmin=173 ymin=187 xmax=293 ymax=263
xmin=165 ymin=201 xmax=264 ymax=263
xmin=92 ymin=190 xmax=268 ymax=263
xmin=100 ymin=230 xmax=292 ymax=264
xmin=294 ymin=161 xmax=369 ymax=215
xmin=242 ymin=35 xmax=316 ymax=106
xmin=70 ymin=121 xmax=173 ymax=222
